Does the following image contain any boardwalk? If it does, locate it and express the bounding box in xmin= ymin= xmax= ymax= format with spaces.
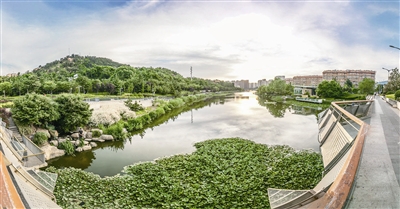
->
xmin=347 ymin=96 xmax=400 ymax=208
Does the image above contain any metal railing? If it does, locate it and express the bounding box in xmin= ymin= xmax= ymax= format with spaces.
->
xmin=268 ymin=100 xmax=372 ymax=209
xmin=21 ymin=135 xmax=46 ymax=167
xmin=299 ymin=100 xmax=372 ymax=208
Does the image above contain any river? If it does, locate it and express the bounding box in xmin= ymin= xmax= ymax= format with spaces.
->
xmin=47 ymin=93 xmax=324 ymax=177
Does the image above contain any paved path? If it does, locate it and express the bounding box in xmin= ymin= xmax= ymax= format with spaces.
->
xmin=347 ymin=97 xmax=400 ymax=208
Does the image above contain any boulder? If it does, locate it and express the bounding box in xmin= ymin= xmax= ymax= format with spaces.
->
xmin=90 ymin=142 xmax=97 ymax=148
xmin=82 ymin=145 xmax=92 ymax=151
xmin=76 ymin=147 xmax=83 ymax=152
xmin=100 ymin=135 xmax=114 ymax=141
xmin=84 ymin=138 xmax=92 ymax=142
xmin=50 ymin=140 xmax=58 ymax=147
xmin=36 ymin=128 xmax=51 ymax=139
xmin=41 ymin=144 xmax=65 ymax=160
xmin=83 ymin=141 xmax=89 ymax=145
xmin=86 ymin=132 xmax=93 ymax=139
xmin=71 ymin=133 xmax=80 ymax=139
xmin=91 ymin=138 xmax=105 ymax=143
xmin=74 ymin=140 xmax=81 ymax=146
xmin=58 ymin=138 xmax=67 ymax=144
xmin=49 ymin=130 xmax=59 ymax=138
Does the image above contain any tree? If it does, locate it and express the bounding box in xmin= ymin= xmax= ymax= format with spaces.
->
xmin=54 ymin=94 xmax=92 ymax=133
xmin=358 ymin=78 xmax=375 ymax=94
xmin=0 ymin=82 xmax=12 ymax=97
xmin=384 ymin=68 xmax=400 ymax=93
xmin=256 ymin=78 xmax=292 ymax=98
xmin=42 ymin=81 xmax=57 ymax=94
xmin=344 ymin=79 xmax=353 ymax=93
xmin=316 ymin=80 xmax=343 ymax=98
xmin=12 ymin=93 xmax=59 ymax=127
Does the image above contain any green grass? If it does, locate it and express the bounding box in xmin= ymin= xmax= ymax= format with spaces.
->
xmin=386 ymin=94 xmax=395 ymax=100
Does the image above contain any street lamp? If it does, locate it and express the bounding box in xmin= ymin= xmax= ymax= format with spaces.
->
xmin=382 ymin=67 xmax=392 ymax=81
xmin=389 ymin=45 xmax=400 ymax=50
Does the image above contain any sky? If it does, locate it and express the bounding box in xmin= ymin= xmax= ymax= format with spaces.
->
xmin=1 ymin=0 xmax=399 ymax=82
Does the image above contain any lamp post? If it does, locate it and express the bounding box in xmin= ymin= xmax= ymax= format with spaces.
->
xmin=389 ymin=45 xmax=400 ymax=50
xmin=382 ymin=67 xmax=392 ymax=81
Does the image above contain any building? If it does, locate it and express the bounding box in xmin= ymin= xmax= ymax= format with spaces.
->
xmin=292 ymin=75 xmax=323 ymax=87
xmin=275 ymin=75 xmax=285 ymax=80
xmin=322 ymin=70 xmax=376 ymax=87
xmin=257 ymin=79 xmax=269 ymax=87
xmin=249 ymin=82 xmax=258 ymax=89
xmin=232 ymin=80 xmax=249 ymax=90
xmin=285 ymin=78 xmax=293 ymax=85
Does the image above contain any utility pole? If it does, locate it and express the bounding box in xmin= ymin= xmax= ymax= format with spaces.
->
xmin=382 ymin=67 xmax=392 ymax=81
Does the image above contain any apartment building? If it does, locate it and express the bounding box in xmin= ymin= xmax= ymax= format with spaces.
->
xmin=322 ymin=70 xmax=376 ymax=86
xmin=292 ymin=75 xmax=323 ymax=87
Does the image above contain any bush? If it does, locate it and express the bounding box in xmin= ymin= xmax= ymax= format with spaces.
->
xmin=103 ymin=122 xmax=127 ymax=140
xmin=33 ymin=132 xmax=48 ymax=146
xmin=124 ymin=99 xmax=145 ymax=112
xmin=92 ymin=130 xmax=101 ymax=138
xmin=395 ymin=90 xmax=400 ymax=101
xmin=58 ymin=141 xmax=75 ymax=155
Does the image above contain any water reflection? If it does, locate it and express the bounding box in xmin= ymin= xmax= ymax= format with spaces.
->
xmin=48 ymin=96 xmax=325 ymax=177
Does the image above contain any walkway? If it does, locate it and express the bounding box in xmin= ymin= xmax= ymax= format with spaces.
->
xmin=347 ymin=96 xmax=400 ymax=208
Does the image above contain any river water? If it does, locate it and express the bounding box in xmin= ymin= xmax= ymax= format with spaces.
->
xmin=47 ymin=93 xmax=323 ymax=177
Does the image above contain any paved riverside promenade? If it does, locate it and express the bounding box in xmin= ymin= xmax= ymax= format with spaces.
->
xmin=347 ymin=97 xmax=400 ymax=208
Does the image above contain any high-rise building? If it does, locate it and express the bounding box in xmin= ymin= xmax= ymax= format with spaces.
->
xmin=292 ymin=75 xmax=323 ymax=87
xmin=232 ymin=80 xmax=249 ymax=90
xmin=275 ymin=75 xmax=285 ymax=80
xmin=322 ymin=70 xmax=376 ymax=86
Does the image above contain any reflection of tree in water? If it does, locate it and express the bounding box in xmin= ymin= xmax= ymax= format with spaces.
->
xmin=257 ymin=98 xmax=291 ymax=118
xmin=45 ymin=149 xmax=96 ymax=170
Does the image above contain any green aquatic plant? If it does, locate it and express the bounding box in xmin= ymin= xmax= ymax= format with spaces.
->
xmin=48 ymin=138 xmax=323 ymax=208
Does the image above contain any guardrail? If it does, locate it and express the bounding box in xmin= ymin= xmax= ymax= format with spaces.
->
xmin=21 ymin=135 xmax=46 ymax=167
xmin=295 ymin=97 xmax=323 ymax=104
xmin=268 ymin=100 xmax=372 ymax=209
xmin=300 ymin=100 xmax=372 ymax=208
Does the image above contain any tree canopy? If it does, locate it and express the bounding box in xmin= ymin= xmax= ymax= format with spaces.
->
xmin=384 ymin=68 xmax=400 ymax=94
xmin=316 ymin=80 xmax=343 ymax=98
xmin=358 ymin=78 xmax=375 ymax=94
xmin=256 ymin=78 xmax=293 ymax=98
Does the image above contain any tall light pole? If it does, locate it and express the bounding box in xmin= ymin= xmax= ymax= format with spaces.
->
xmin=382 ymin=67 xmax=392 ymax=81
xmin=389 ymin=45 xmax=400 ymax=50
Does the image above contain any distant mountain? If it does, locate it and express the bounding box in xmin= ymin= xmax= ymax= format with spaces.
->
xmin=32 ymin=54 xmax=126 ymax=74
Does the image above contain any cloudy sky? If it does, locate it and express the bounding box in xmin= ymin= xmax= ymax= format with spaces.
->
xmin=1 ymin=0 xmax=399 ymax=82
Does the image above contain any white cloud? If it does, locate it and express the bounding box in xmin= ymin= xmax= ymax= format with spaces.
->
xmin=1 ymin=1 xmax=397 ymax=82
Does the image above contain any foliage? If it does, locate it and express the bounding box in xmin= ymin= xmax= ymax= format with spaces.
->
xmin=48 ymin=138 xmax=323 ymax=208
xmin=257 ymin=78 xmax=293 ymax=98
xmin=395 ymin=90 xmax=400 ymax=101
xmin=0 ymin=102 xmax=13 ymax=108
xmin=316 ymin=80 xmax=343 ymax=98
xmin=103 ymin=121 xmax=127 ymax=141
xmin=12 ymin=93 xmax=59 ymax=127
xmin=32 ymin=132 xmax=48 ymax=146
xmin=384 ymin=68 xmax=400 ymax=94
xmin=358 ymin=78 xmax=375 ymax=94
xmin=92 ymin=129 xmax=102 ymax=138
xmin=54 ymin=94 xmax=92 ymax=133
xmin=124 ymin=99 xmax=145 ymax=112
xmin=58 ymin=141 xmax=75 ymax=155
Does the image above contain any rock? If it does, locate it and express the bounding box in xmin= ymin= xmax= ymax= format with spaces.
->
xmin=41 ymin=144 xmax=65 ymax=160
xmin=91 ymin=138 xmax=105 ymax=143
xmin=76 ymin=147 xmax=83 ymax=152
xmin=50 ymin=140 xmax=58 ymax=147
xmin=36 ymin=128 xmax=51 ymax=139
xmin=82 ymin=145 xmax=91 ymax=151
xmin=84 ymin=138 xmax=92 ymax=142
xmin=90 ymin=142 xmax=97 ymax=148
xmin=86 ymin=132 xmax=93 ymax=139
xmin=100 ymin=134 xmax=114 ymax=141
xmin=58 ymin=138 xmax=67 ymax=144
xmin=49 ymin=130 xmax=59 ymax=138
xmin=71 ymin=133 xmax=80 ymax=139
xmin=122 ymin=128 xmax=128 ymax=133
xmin=74 ymin=140 xmax=81 ymax=146
xmin=83 ymin=141 xmax=89 ymax=145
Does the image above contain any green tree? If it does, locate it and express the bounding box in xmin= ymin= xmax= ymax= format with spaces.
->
xmin=42 ymin=81 xmax=57 ymax=94
xmin=358 ymin=78 xmax=375 ymax=94
xmin=256 ymin=78 xmax=292 ymax=98
xmin=344 ymin=79 xmax=353 ymax=93
xmin=0 ymin=82 xmax=12 ymax=97
xmin=54 ymin=94 xmax=92 ymax=133
xmin=316 ymin=80 xmax=343 ymax=98
xmin=12 ymin=93 xmax=60 ymax=127
xmin=384 ymin=68 xmax=400 ymax=93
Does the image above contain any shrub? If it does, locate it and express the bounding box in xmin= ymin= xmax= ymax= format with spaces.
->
xmin=33 ymin=132 xmax=48 ymax=146
xmin=92 ymin=130 xmax=101 ymax=138
xmin=58 ymin=141 xmax=75 ymax=155
xmin=124 ymin=99 xmax=145 ymax=112
xmin=103 ymin=122 xmax=127 ymax=141
xmin=395 ymin=90 xmax=400 ymax=101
